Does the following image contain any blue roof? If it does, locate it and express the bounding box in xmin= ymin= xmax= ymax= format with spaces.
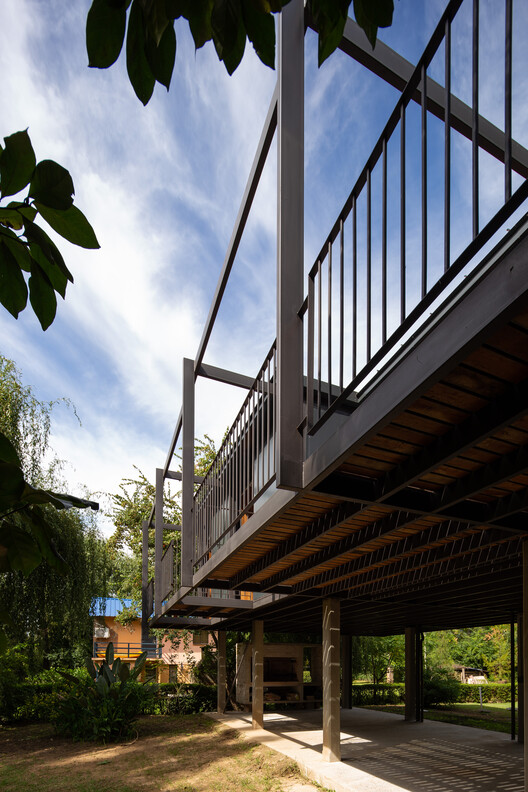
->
xmin=91 ymin=597 xmax=134 ymax=617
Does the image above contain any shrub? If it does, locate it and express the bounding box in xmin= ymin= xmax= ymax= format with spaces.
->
xmin=350 ymin=683 xmax=405 ymax=705
xmin=423 ymin=677 xmax=460 ymax=708
xmin=52 ymin=643 xmax=151 ymax=742
xmin=145 ymin=683 xmax=217 ymax=715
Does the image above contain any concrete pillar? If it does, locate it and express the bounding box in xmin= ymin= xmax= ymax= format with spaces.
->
xmin=252 ymin=620 xmax=264 ymax=729
xmin=217 ymin=631 xmax=226 ymax=714
xmin=519 ymin=614 xmax=524 ymax=744
xmin=523 ymin=543 xmax=528 ymax=790
xmin=405 ymin=627 xmax=417 ymax=721
xmin=322 ymin=598 xmax=341 ymax=762
xmin=342 ymin=634 xmax=353 ymax=709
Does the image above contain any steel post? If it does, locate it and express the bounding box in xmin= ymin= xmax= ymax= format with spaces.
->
xmin=182 ymin=357 xmax=195 ymax=587
xmin=276 ymin=0 xmax=304 ymax=490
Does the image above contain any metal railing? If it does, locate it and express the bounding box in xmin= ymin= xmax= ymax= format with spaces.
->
xmin=93 ymin=641 xmax=160 ymax=659
xmin=193 ymin=343 xmax=277 ymax=569
xmin=304 ymin=0 xmax=528 ymax=432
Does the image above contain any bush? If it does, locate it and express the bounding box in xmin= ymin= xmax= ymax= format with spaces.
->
xmin=350 ymin=683 xmax=405 ymax=706
xmin=146 ymin=683 xmax=217 ymax=715
xmin=52 ymin=643 xmax=150 ymax=742
xmin=455 ymin=682 xmax=512 ymax=704
xmin=423 ymin=677 xmax=460 ymax=708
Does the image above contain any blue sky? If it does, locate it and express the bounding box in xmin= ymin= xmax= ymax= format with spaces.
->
xmin=2 ymin=0 xmax=522 ymax=534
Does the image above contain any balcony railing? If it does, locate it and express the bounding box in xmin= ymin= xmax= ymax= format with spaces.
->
xmin=93 ymin=641 xmax=161 ymax=660
xmin=304 ymin=0 xmax=528 ymax=432
xmin=193 ymin=343 xmax=276 ymax=569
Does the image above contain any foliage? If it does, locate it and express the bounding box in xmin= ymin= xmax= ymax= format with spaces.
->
xmin=350 ymin=682 xmax=404 ymax=706
xmin=86 ymin=0 xmax=394 ymax=105
xmin=146 ymin=682 xmax=217 ymax=715
xmin=451 ymin=626 xmax=512 ymax=681
xmin=0 ymin=129 xmax=99 ymax=330
xmin=53 ymin=642 xmax=150 ymax=741
xmin=0 ymin=356 xmax=108 ymax=658
xmin=423 ymin=674 xmax=460 ymax=708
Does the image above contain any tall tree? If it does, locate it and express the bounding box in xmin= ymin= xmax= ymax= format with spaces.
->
xmin=0 ymin=355 xmax=108 ymax=660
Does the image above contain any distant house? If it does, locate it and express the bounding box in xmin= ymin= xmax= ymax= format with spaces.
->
xmin=91 ymin=597 xmax=208 ymax=682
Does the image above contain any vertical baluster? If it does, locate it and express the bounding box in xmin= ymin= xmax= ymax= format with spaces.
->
xmin=327 ymin=241 xmax=332 ymax=407
xmin=367 ymin=168 xmax=372 ymax=362
xmin=307 ymin=274 xmax=315 ymax=429
xmin=472 ymin=0 xmax=479 ymax=237
xmin=505 ymin=0 xmax=512 ymax=202
xmin=421 ymin=63 xmax=428 ymax=298
xmin=400 ymin=105 xmax=406 ymax=322
xmin=352 ymin=196 xmax=357 ymax=378
xmin=444 ymin=17 xmax=451 ymax=272
xmin=317 ymin=260 xmax=322 ymax=419
xmin=382 ymin=138 xmax=387 ymax=343
xmin=339 ymin=220 xmax=344 ymax=392
xmin=267 ymin=355 xmax=271 ymax=479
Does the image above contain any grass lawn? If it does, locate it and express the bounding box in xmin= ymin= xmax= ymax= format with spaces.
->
xmin=0 ymin=714 xmax=324 ymax=792
xmin=362 ymin=703 xmax=518 ymax=733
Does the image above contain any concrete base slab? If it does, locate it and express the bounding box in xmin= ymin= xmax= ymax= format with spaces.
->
xmin=208 ymin=708 xmax=523 ymax=792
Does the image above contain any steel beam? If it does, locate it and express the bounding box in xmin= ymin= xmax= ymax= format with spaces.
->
xmin=197 ymin=362 xmax=255 ymax=390
xmin=324 ymin=17 xmax=528 ymax=178
xmin=276 ymin=0 xmax=304 ymax=490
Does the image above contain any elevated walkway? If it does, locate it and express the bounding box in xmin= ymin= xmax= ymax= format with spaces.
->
xmin=210 ymin=708 xmax=523 ymax=792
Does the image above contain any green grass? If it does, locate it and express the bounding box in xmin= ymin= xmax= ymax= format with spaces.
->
xmin=362 ymin=702 xmax=518 ymax=734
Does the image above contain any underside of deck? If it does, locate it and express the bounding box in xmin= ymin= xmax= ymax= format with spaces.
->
xmin=158 ymin=219 xmax=528 ymax=635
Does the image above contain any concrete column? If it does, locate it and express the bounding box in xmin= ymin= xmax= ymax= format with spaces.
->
xmin=252 ymin=620 xmax=264 ymax=729
xmin=519 ymin=614 xmax=524 ymax=744
xmin=342 ymin=634 xmax=353 ymax=709
xmin=217 ymin=631 xmax=227 ymax=714
xmin=322 ymin=598 xmax=341 ymax=762
xmin=523 ymin=543 xmax=528 ymax=790
xmin=405 ymin=627 xmax=417 ymax=721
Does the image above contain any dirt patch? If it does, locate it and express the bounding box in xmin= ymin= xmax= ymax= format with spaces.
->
xmin=0 ymin=715 xmax=322 ymax=792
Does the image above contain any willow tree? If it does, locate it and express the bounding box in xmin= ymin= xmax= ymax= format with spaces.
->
xmin=0 ymin=355 xmax=109 ymax=663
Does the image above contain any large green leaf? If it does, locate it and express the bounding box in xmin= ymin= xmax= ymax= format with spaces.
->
xmin=145 ymin=21 xmax=177 ymax=89
xmin=87 ymin=0 xmax=128 ymax=68
xmin=0 ymin=240 xmax=28 ymax=318
xmin=212 ymin=0 xmax=246 ymax=75
xmin=29 ymin=243 xmax=68 ymax=299
xmin=106 ymin=641 xmax=115 ymax=665
xmin=85 ymin=656 xmax=98 ymax=680
xmin=29 ymin=160 xmax=74 ymax=211
xmin=24 ymin=221 xmax=73 ymax=283
xmin=22 ymin=508 xmax=68 ymax=574
xmin=310 ymin=0 xmax=349 ymax=65
xmin=0 ymin=130 xmax=36 ymax=198
xmin=0 ymin=431 xmax=21 ymax=466
xmin=143 ymin=0 xmax=171 ymax=45
xmin=0 ymin=523 xmax=42 ymax=575
xmin=184 ymin=0 xmax=214 ymax=49
xmin=130 ymin=650 xmax=147 ymax=679
xmin=2 ymin=228 xmax=32 ymax=274
xmin=21 ymin=483 xmax=99 ymax=511
xmin=0 ymin=207 xmax=24 ymax=231
xmin=29 ymin=260 xmax=57 ymax=330
xmin=353 ymin=0 xmax=393 ymax=48
xmin=126 ymin=0 xmax=156 ymax=104
xmin=0 ymin=460 xmax=25 ymax=506
xmin=34 ymin=203 xmax=100 ymax=250
xmin=242 ymin=0 xmax=275 ymax=68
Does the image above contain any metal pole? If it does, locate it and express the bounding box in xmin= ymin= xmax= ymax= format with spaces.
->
xmin=141 ymin=520 xmax=149 ymax=642
xmin=276 ymin=0 xmax=304 ymax=490
xmin=182 ymin=358 xmax=195 ymax=588
xmin=154 ymin=468 xmax=164 ymax=616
